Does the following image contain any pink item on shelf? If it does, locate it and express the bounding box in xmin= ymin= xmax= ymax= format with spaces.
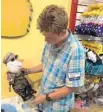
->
xmin=75 ymin=100 xmax=84 ymax=109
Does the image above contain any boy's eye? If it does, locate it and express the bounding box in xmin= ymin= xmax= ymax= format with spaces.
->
xmin=11 ymin=58 xmax=15 ymax=61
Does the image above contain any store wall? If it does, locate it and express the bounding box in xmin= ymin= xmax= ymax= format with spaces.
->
xmin=1 ymin=0 xmax=72 ymax=98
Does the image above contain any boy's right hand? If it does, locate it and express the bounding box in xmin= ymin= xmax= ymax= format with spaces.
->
xmin=21 ymin=68 xmax=32 ymax=75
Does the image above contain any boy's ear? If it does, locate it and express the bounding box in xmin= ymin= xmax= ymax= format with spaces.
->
xmin=59 ymin=29 xmax=66 ymax=36
xmin=62 ymin=29 xmax=66 ymax=35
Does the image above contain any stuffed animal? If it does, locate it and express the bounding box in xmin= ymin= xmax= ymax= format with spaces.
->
xmin=86 ymin=48 xmax=103 ymax=65
xmin=3 ymin=52 xmax=37 ymax=101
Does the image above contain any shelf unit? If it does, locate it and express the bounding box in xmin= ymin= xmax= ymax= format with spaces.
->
xmin=74 ymin=1 xmax=103 ymax=76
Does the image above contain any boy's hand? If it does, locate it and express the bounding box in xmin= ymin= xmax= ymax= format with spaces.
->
xmin=20 ymin=68 xmax=31 ymax=75
xmin=32 ymin=95 xmax=46 ymax=104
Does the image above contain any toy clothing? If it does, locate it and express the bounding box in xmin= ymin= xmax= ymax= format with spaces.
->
xmin=85 ymin=48 xmax=103 ymax=75
xmin=75 ymin=3 xmax=103 ymax=38
xmin=85 ymin=61 xmax=103 ymax=75
xmin=7 ymin=71 xmax=35 ymax=101
xmin=39 ymin=32 xmax=85 ymax=112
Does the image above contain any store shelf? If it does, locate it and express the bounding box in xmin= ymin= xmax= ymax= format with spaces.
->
xmin=78 ymin=0 xmax=103 ymax=5
xmin=74 ymin=34 xmax=103 ymax=42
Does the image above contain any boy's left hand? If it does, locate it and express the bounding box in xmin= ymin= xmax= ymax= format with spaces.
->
xmin=32 ymin=95 xmax=46 ymax=104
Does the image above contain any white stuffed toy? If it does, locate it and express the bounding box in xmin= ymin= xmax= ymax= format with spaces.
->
xmin=86 ymin=48 xmax=103 ymax=65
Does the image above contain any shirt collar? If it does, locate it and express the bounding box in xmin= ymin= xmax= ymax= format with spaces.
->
xmin=51 ymin=31 xmax=72 ymax=52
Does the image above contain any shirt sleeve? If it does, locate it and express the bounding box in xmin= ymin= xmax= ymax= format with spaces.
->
xmin=65 ymin=47 xmax=85 ymax=87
